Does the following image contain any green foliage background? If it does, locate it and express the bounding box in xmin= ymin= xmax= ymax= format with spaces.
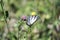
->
xmin=0 ymin=0 xmax=60 ymax=40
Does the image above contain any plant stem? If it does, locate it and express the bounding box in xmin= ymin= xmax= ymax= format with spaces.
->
xmin=1 ymin=0 xmax=9 ymax=40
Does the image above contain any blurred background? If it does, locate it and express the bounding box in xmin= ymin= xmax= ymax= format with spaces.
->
xmin=0 ymin=0 xmax=60 ymax=40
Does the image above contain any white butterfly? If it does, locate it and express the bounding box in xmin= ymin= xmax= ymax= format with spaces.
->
xmin=26 ymin=16 xmax=38 ymax=26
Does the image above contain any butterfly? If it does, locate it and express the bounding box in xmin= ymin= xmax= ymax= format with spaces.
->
xmin=26 ymin=16 xmax=39 ymax=26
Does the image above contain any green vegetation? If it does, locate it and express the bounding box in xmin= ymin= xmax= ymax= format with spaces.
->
xmin=0 ymin=0 xmax=60 ymax=40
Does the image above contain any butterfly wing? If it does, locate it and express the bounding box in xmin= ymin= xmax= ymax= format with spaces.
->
xmin=26 ymin=16 xmax=38 ymax=26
